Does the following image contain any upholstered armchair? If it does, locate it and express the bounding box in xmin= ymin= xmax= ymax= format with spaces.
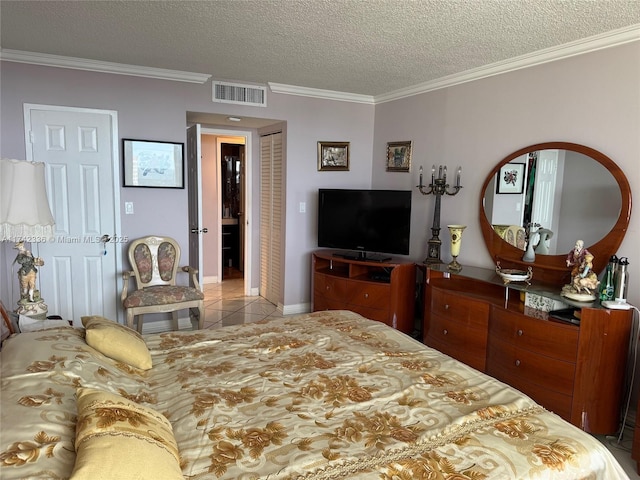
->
xmin=121 ymin=236 xmax=204 ymax=333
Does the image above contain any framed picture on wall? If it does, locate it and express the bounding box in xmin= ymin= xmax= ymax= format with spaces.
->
xmin=496 ymin=163 xmax=525 ymax=194
xmin=386 ymin=141 xmax=412 ymax=172
xmin=122 ymin=138 xmax=184 ymax=188
xmin=318 ymin=142 xmax=350 ymax=171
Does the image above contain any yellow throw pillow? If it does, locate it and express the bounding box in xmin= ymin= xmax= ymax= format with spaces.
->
xmin=81 ymin=315 xmax=152 ymax=370
xmin=71 ymin=387 xmax=182 ymax=480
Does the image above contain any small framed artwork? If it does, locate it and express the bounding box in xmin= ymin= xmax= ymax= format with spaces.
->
xmin=496 ymin=163 xmax=525 ymax=194
xmin=318 ymin=142 xmax=349 ymax=171
xmin=122 ymin=138 xmax=184 ymax=188
xmin=386 ymin=141 xmax=412 ymax=172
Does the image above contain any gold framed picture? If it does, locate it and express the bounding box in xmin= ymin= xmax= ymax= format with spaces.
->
xmin=386 ymin=141 xmax=412 ymax=172
xmin=318 ymin=142 xmax=349 ymax=171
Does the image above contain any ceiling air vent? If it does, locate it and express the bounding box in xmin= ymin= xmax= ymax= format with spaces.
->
xmin=212 ymin=81 xmax=267 ymax=107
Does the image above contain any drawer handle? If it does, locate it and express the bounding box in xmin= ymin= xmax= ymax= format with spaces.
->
xmin=325 ymin=285 xmax=331 ymax=291
xmin=443 ymin=329 xmax=448 ymax=335
xmin=517 ymin=329 xmax=524 ymax=336
xmin=515 ymin=359 xmax=521 ymax=367
xmin=364 ymin=293 xmax=369 ymax=299
xmin=444 ymin=304 xmax=450 ymax=310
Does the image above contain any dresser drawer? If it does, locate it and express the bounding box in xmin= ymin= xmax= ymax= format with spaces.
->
xmin=426 ymin=329 xmax=486 ymax=372
xmin=489 ymin=364 xmax=574 ymax=422
xmin=346 ymin=304 xmax=388 ymax=323
xmin=426 ymin=312 xmax=487 ymax=370
xmin=487 ymin=337 xmax=576 ymax=397
xmin=313 ymin=296 xmax=345 ymax=312
xmin=430 ymin=288 xmax=489 ymax=330
xmin=346 ymin=281 xmax=390 ymax=309
xmin=314 ymin=274 xmax=348 ymax=302
xmin=490 ymin=308 xmax=579 ymax=363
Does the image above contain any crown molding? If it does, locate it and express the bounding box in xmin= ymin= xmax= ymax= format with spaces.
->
xmin=268 ymin=83 xmax=375 ymax=104
xmin=375 ymin=23 xmax=640 ymax=104
xmin=2 ymin=23 xmax=638 ymax=98
xmin=0 ymin=49 xmax=211 ymax=84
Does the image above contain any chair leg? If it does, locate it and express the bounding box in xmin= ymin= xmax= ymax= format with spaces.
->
xmin=126 ymin=310 xmax=135 ymax=330
xmin=197 ymin=302 xmax=204 ymax=330
xmin=171 ymin=311 xmax=180 ymax=331
xmin=137 ymin=314 xmax=144 ymax=334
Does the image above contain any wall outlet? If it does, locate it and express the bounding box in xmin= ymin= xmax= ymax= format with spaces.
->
xmin=125 ymin=202 xmax=134 ymax=214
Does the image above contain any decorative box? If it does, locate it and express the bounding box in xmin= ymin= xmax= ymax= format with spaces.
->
xmin=524 ymin=291 xmax=569 ymax=312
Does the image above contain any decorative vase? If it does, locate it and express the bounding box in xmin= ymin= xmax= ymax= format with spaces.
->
xmin=522 ymin=224 xmax=539 ymax=263
xmin=447 ymin=225 xmax=466 ymax=272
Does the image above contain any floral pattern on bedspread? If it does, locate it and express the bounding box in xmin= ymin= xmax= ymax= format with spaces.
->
xmin=0 ymin=310 xmax=629 ymax=479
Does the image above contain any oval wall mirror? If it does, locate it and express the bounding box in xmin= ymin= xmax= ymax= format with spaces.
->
xmin=479 ymin=142 xmax=632 ymax=286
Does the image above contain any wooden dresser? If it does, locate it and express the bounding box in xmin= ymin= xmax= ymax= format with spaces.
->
xmin=424 ymin=264 xmax=632 ymax=435
xmin=312 ymin=250 xmax=416 ymax=334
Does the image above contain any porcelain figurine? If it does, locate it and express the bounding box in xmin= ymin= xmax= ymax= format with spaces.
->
xmin=561 ymin=240 xmax=599 ymax=302
xmin=13 ymin=241 xmax=48 ymax=319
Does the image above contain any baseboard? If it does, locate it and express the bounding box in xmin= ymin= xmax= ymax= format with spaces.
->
xmin=203 ymin=276 xmax=219 ymax=284
xmin=281 ymin=302 xmax=310 ymax=316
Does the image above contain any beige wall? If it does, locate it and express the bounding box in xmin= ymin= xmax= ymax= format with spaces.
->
xmin=373 ymin=41 xmax=640 ymax=308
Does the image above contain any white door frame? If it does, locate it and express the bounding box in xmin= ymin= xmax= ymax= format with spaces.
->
xmin=23 ymin=103 xmax=123 ymax=322
xmin=202 ymin=127 xmax=253 ymax=296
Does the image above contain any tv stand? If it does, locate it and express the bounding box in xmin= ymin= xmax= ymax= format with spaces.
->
xmin=332 ymin=251 xmax=392 ymax=262
xmin=313 ymin=250 xmax=415 ymax=333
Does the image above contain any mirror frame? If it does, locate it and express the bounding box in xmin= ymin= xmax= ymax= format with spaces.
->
xmin=479 ymin=142 xmax=632 ymax=287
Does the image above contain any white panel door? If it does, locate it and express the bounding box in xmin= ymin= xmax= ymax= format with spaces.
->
xmin=25 ymin=105 xmax=120 ymax=325
xmin=531 ymin=149 xmax=564 ymax=254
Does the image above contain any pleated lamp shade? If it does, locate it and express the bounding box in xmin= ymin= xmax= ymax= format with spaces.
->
xmin=0 ymin=158 xmax=55 ymax=242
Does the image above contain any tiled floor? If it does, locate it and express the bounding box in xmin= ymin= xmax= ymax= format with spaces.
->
xmin=201 ymin=277 xmax=285 ymax=329
xmin=200 ymin=277 xmax=639 ymax=478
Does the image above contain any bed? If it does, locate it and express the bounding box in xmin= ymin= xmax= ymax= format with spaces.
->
xmin=0 ymin=310 xmax=629 ymax=479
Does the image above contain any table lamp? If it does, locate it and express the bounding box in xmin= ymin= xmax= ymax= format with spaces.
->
xmin=0 ymin=158 xmax=55 ymax=318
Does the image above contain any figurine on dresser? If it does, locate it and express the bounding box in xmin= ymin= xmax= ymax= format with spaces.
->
xmin=562 ymin=239 xmax=600 ymax=301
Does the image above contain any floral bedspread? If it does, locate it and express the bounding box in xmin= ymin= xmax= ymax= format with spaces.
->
xmin=0 ymin=310 xmax=629 ymax=479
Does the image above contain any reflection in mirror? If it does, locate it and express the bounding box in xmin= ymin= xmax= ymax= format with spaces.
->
xmin=483 ymin=149 xmax=621 ymax=255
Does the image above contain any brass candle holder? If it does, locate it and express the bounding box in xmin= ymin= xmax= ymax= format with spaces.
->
xmin=417 ymin=165 xmax=463 ymax=264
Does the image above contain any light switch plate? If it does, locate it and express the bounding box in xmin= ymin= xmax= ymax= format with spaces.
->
xmin=125 ymin=202 xmax=134 ymax=214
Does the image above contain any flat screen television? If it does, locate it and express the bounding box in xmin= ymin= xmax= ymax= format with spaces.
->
xmin=317 ymin=188 xmax=412 ymax=261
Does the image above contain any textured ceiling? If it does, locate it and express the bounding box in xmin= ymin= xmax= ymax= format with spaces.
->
xmin=1 ymin=0 xmax=640 ymax=96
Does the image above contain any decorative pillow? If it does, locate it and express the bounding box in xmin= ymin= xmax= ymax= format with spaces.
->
xmin=81 ymin=315 xmax=152 ymax=370
xmin=71 ymin=387 xmax=182 ymax=480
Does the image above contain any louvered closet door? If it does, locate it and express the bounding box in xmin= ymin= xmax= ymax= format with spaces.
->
xmin=259 ymin=133 xmax=283 ymax=306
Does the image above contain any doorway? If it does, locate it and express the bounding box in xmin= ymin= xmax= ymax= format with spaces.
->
xmin=199 ymin=130 xmax=249 ymax=291
xmin=220 ymin=142 xmax=245 ymax=280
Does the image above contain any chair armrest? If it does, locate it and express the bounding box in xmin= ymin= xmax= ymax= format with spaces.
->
xmin=181 ymin=266 xmax=202 ymax=292
xmin=121 ymin=271 xmax=134 ymax=302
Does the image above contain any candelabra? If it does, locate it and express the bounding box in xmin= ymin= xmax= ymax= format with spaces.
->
xmin=417 ymin=164 xmax=463 ymax=264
